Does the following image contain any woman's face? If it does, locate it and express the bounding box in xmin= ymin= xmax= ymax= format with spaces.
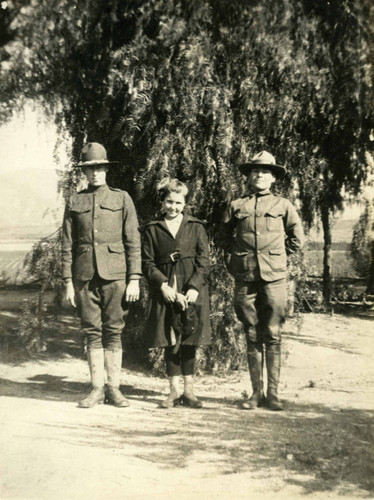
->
xmin=162 ymin=191 xmax=186 ymax=220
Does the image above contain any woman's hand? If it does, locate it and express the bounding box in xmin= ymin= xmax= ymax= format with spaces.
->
xmin=175 ymin=293 xmax=189 ymax=311
xmin=161 ymin=283 xmax=177 ymax=303
xmin=185 ymin=288 xmax=199 ymax=304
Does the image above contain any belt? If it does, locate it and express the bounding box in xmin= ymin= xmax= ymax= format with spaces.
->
xmin=156 ymin=249 xmax=196 ymax=265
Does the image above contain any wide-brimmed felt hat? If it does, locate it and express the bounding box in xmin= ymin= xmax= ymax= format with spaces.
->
xmin=75 ymin=142 xmax=119 ymax=168
xmin=238 ymin=151 xmax=286 ymax=178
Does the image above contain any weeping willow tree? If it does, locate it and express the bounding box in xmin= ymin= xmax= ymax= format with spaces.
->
xmin=1 ymin=0 xmax=373 ymax=366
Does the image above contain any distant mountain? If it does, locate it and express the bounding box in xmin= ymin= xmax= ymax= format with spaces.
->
xmin=0 ymin=168 xmax=64 ymax=238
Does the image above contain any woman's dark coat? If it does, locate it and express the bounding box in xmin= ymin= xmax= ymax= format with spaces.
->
xmin=142 ymin=215 xmax=211 ymax=348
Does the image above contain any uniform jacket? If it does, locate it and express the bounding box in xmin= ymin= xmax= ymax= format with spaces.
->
xmin=142 ymin=215 xmax=211 ymax=348
xmin=62 ymin=184 xmax=141 ymax=281
xmin=218 ymin=190 xmax=303 ymax=282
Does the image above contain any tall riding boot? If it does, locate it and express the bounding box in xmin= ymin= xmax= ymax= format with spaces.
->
xmin=242 ymin=345 xmax=264 ymax=410
xmin=104 ymin=349 xmax=130 ymax=407
xmin=265 ymin=345 xmax=283 ymax=411
xmin=79 ymin=348 xmax=105 ymax=408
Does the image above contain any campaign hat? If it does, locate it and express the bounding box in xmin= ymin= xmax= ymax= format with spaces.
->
xmin=75 ymin=142 xmax=119 ymax=167
xmin=238 ymin=151 xmax=286 ymax=178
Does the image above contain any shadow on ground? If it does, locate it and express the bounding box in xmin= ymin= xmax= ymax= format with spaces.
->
xmin=0 ymin=367 xmax=373 ymax=496
xmin=0 ymin=374 xmax=163 ymax=405
xmin=1 ymin=289 xmax=373 ymax=496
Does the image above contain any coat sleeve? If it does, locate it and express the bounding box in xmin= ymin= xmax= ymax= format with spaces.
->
xmin=186 ymin=223 xmax=210 ymax=292
xmin=284 ymin=201 xmax=304 ymax=255
xmin=216 ymin=202 xmax=236 ymax=253
xmin=123 ymin=192 xmax=142 ymax=278
xmin=61 ymin=197 xmax=74 ymax=280
xmin=142 ymin=226 xmax=169 ymax=288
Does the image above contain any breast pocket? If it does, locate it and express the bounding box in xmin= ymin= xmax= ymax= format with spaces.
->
xmin=100 ymin=200 xmax=123 ymax=212
xmin=71 ymin=200 xmax=91 ymax=216
xmin=234 ymin=211 xmax=252 ymax=233
xmin=265 ymin=212 xmax=283 ymax=232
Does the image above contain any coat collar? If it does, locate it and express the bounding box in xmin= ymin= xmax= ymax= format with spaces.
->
xmin=145 ymin=214 xmax=203 ymax=237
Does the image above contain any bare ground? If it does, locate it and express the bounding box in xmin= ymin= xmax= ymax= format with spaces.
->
xmin=0 ymin=291 xmax=373 ymax=500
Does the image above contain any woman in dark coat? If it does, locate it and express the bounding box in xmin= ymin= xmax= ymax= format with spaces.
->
xmin=142 ymin=178 xmax=211 ymax=408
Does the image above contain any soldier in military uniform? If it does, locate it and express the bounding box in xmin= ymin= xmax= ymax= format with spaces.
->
xmin=218 ymin=151 xmax=303 ymax=411
xmin=62 ymin=143 xmax=141 ymax=408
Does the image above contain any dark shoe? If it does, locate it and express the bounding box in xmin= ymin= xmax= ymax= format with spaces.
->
xmin=105 ymin=386 xmax=130 ymax=407
xmin=181 ymin=394 xmax=203 ymax=408
xmin=267 ymin=390 xmax=283 ymax=411
xmin=241 ymin=391 xmax=265 ymax=410
xmin=159 ymin=395 xmax=182 ymax=409
xmin=78 ymin=387 xmax=105 ymax=408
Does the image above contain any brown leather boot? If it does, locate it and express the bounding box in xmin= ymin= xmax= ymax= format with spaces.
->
xmin=104 ymin=349 xmax=130 ymax=407
xmin=79 ymin=349 xmax=105 ymax=408
xmin=241 ymin=345 xmax=265 ymax=410
xmin=265 ymin=345 xmax=283 ymax=411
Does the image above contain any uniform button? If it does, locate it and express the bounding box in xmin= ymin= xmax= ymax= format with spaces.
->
xmin=257 ymin=250 xmax=261 ymax=254
xmin=95 ymin=242 xmax=98 ymax=246
xmin=94 ymin=229 xmax=98 ymax=233
xmin=256 ymin=212 xmax=261 ymax=217
xmin=256 ymin=232 xmax=260 ymax=236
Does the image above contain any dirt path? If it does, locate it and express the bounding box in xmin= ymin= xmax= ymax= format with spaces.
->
xmin=0 ymin=305 xmax=373 ymax=499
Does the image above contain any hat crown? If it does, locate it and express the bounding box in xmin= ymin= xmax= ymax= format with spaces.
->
xmin=250 ymin=151 xmax=276 ymax=166
xmin=81 ymin=143 xmax=108 ymax=163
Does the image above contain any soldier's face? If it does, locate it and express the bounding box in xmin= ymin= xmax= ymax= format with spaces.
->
xmin=162 ymin=191 xmax=186 ymax=220
xmin=247 ymin=167 xmax=275 ymax=192
xmin=83 ymin=165 xmax=108 ymax=186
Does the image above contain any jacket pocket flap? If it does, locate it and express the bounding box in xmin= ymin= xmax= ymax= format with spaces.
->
xmin=269 ymin=248 xmax=283 ymax=255
xmin=234 ymin=211 xmax=250 ymax=220
xmin=108 ymin=242 xmax=125 ymax=253
xmin=71 ymin=201 xmax=91 ymax=213
xmin=101 ymin=200 xmax=123 ymax=211
xmin=265 ymin=211 xmax=282 ymax=218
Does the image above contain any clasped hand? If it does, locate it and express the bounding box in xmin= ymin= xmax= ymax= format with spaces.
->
xmin=161 ymin=283 xmax=198 ymax=310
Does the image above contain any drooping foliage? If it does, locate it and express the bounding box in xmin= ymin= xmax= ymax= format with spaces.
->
xmin=1 ymin=0 xmax=373 ymax=366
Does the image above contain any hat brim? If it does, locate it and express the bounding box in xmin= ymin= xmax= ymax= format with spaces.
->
xmin=74 ymin=160 xmax=119 ymax=168
xmin=238 ymin=162 xmax=286 ymax=178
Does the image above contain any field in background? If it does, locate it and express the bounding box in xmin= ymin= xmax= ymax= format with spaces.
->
xmin=0 ymin=218 xmax=363 ymax=286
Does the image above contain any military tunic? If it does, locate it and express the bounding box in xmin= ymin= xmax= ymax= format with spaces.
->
xmin=218 ymin=189 xmax=303 ymax=345
xmin=62 ymin=184 xmax=141 ymax=349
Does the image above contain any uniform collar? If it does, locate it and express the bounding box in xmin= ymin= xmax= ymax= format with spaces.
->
xmin=248 ymin=188 xmax=272 ymax=198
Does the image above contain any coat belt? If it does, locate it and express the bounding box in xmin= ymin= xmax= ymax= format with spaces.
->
xmin=156 ymin=249 xmax=196 ymax=265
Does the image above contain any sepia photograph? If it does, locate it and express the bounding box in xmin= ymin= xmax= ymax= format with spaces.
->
xmin=0 ymin=1 xmax=373 ymax=498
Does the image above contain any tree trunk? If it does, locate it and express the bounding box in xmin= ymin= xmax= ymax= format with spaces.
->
xmin=321 ymin=205 xmax=333 ymax=306
xmin=366 ymin=242 xmax=374 ymax=296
